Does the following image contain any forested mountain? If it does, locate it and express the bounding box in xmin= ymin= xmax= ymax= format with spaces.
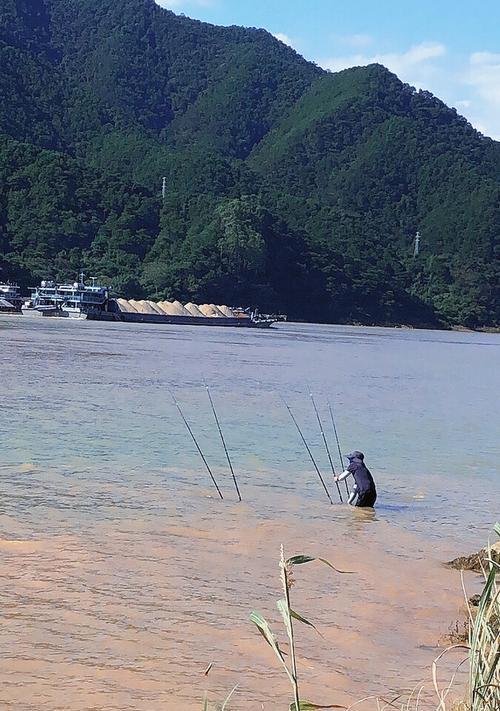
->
xmin=1 ymin=0 xmax=499 ymax=327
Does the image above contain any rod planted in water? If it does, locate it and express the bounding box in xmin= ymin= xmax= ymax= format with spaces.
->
xmin=310 ymin=393 xmax=343 ymax=502
xmin=170 ymin=390 xmax=224 ymax=500
xmin=281 ymin=395 xmax=333 ymax=505
xmin=205 ymin=384 xmax=242 ymax=502
xmin=328 ymin=400 xmax=349 ymax=497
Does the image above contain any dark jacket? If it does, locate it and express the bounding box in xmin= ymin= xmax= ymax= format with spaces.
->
xmin=347 ymin=457 xmax=376 ymax=496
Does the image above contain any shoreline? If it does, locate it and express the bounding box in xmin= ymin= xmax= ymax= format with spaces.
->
xmin=2 ymin=309 xmax=500 ymax=333
xmin=278 ymin=318 xmax=500 ymax=334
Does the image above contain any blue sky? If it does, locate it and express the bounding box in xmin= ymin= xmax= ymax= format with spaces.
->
xmin=156 ymin=0 xmax=500 ymax=140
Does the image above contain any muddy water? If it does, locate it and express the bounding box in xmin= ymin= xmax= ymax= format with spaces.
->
xmin=1 ymin=317 xmax=499 ymax=710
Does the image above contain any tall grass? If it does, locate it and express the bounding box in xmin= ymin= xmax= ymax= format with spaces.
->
xmin=250 ymin=545 xmax=351 ymax=711
xmin=431 ymin=523 xmax=499 ymax=711
xmin=464 ymin=523 xmax=499 ymax=711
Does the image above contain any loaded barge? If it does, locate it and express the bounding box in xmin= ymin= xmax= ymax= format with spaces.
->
xmin=20 ymin=276 xmax=277 ymax=328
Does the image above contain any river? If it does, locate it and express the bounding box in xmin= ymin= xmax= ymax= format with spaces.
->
xmin=1 ymin=316 xmax=498 ymax=710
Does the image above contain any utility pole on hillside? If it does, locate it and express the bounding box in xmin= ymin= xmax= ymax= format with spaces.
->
xmin=161 ymin=176 xmax=167 ymax=201
xmin=413 ymin=231 xmax=421 ymax=257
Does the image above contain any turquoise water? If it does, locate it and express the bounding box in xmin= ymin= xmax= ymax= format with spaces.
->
xmin=0 ymin=316 xmax=499 ymax=710
xmin=2 ymin=317 xmax=498 ymax=544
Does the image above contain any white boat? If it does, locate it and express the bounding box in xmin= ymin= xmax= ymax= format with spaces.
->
xmin=0 ymin=282 xmax=23 ymax=312
xmin=22 ymin=275 xmax=110 ymax=319
xmin=21 ymin=302 xmax=58 ymax=317
xmin=61 ymin=305 xmax=88 ymax=319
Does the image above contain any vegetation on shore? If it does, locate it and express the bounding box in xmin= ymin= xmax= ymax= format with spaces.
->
xmin=1 ymin=0 xmax=499 ymax=327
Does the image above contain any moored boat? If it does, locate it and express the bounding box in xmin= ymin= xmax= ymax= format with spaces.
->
xmin=21 ymin=276 xmax=110 ymax=319
xmin=0 ymin=282 xmax=23 ymax=312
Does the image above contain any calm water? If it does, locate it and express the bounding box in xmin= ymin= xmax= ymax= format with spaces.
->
xmin=1 ymin=316 xmax=499 ymax=710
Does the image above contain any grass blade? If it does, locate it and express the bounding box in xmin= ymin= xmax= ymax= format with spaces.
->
xmin=250 ymin=610 xmax=293 ymax=683
xmin=277 ymin=598 xmax=324 ymax=637
xmin=286 ymin=554 xmax=354 ymax=574
xmin=221 ymin=684 xmax=238 ymax=711
xmin=277 ymin=598 xmax=293 ymax=641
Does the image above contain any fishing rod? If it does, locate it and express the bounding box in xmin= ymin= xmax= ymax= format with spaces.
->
xmin=281 ymin=395 xmax=333 ymax=505
xmin=310 ymin=393 xmax=343 ymax=502
xmin=170 ymin=390 xmax=224 ymax=500
xmin=205 ymin=383 xmax=242 ymax=502
xmin=328 ymin=400 xmax=349 ymax=497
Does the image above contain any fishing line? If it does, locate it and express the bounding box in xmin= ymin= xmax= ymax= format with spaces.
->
xmin=310 ymin=392 xmax=343 ymax=502
xmin=205 ymin=383 xmax=242 ymax=502
xmin=281 ymin=394 xmax=333 ymax=505
xmin=169 ymin=390 xmax=224 ymax=500
xmin=328 ymin=399 xmax=350 ymax=497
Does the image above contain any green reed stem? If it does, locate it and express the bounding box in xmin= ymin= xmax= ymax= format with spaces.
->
xmin=281 ymin=544 xmax=301 ymax=711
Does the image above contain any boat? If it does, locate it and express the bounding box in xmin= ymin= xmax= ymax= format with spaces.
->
xmin=21 ymin=275 xmax=110 ymax=319
xmin=21 ymin=275 xmax=278 ymax=328
xmin=0 ymin=282 xmax=23 ymax=312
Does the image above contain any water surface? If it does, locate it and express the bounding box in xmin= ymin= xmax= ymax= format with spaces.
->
xmin=1 ymin=317 xmax=498 ymax=710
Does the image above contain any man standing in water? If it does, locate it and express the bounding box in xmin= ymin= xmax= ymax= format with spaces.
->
xmin=334 ymin=451 xmax=377 ymax=507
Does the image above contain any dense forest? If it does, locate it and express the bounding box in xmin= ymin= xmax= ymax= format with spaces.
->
xmin=0 ymin=0 xmax=499 ymax=327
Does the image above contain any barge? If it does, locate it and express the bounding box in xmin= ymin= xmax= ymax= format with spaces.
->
xmin=21 ymin=276 xmax=276 ymax=328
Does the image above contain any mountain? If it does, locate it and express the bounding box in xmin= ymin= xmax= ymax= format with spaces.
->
xmin=0 ymin=0 xmax=499 ymax=327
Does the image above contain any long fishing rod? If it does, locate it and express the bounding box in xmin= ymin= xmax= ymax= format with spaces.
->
xmin=328 ymin=400 xmax=349 ymax=497
xmin=205 ymin=384 xmax=242 ymax=502
xmin=310 ymin=393 xmax=343 ymax=502
xmin=170 ymin=390 xmax=224 ymax=500
xmin=281 ymin=395 xmax=333 ymax=505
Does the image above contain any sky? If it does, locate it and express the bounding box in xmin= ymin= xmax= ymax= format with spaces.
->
xmin=155 ymin=0 xmax=500 ymax=140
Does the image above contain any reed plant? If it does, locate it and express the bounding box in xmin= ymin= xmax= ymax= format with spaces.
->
xmin=462 ymin=523 xmax=499 ymax=711
xmin=429 ymin=523 xmax=499 ymax=711
xmin=250 ymin=545 xmax=350 ymax=711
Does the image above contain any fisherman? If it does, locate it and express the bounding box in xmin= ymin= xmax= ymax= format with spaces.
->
xmin=334 ymin=451 xmax=377 ymax=507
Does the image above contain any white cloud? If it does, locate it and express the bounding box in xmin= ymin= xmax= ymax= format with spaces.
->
xmin=467 ymin=52 xmax=500 ymax=107
xmin=341 ymin=33 xmax=373 ymax=49
xmin=320 ymin=41 xmax=447 ymax=89
xmin=455 ymin=99 xmax=471 ymax=108
xmin=155 ymin=0 xmax=214 ymax=9
xmin=273 ymin=32 xmax=293 ymax=47
xmin=463 ymin=52 xmax=500 ymax=139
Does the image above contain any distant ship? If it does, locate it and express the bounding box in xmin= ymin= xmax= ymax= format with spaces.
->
xmin=22 ymin=275 xmax=109 ymax=319
xmin=21 ymin=274 xmax=278 ymax=327
xmin=0 ymin=282 xmax=23 ymax=312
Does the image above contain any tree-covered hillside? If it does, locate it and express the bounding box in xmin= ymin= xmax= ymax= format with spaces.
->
xmin=0 ymin=0 xmax=498 ymax=327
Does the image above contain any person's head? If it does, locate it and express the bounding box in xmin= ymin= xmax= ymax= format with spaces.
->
xmin=346 ymin=451 xmax=364 ymax=461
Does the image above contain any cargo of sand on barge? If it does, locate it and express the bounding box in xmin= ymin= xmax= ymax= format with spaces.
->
xmin=21 ymin=275 xmax=278 ymax=328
